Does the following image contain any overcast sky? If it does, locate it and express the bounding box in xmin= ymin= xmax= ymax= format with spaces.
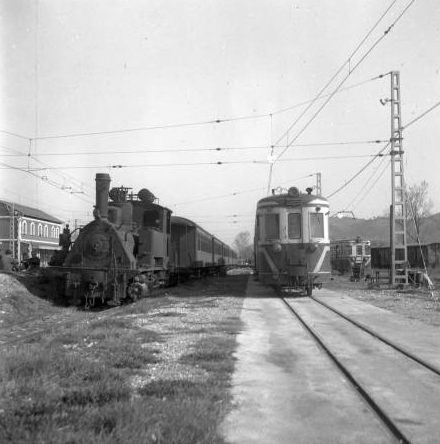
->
xmin=1 ymin=0 xmax=439 ymax=245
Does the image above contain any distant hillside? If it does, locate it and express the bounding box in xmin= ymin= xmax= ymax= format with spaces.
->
xmin=329 ymin=213 xmax=440 ymax=246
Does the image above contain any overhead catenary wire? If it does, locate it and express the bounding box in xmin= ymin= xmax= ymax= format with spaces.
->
xmin=275 ymin=0 xmax=416 ymax=163
xmin=267 ymin=0 xmax=416 ymax=194
xmin=0 ymin=160 xmax=94 ymax=205
xmin=0 ymin=139 xmax=388 ymax=157
xmin=402 ymin=99 xmax=440 ymax=130
xmin=343 ymin=155 xmax=389 ymax=211
xmin=3 ymin=153 xmax=387 ymax=171
xmin=0 ymin=73 xmax=390 ymax=143
xmin=350 ymin=158 xmax=390 ymax=212
xmin=327 ymin=141 xmax=391 ymax=199
xmin=270 ymin=0 xmax=400 ymax=155
xmin=170 ymin=173 xmax=316 ymax=207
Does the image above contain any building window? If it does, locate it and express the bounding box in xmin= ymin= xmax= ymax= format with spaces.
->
xmin=55 ymin=227 xmax=60 ymax=237
xmin=30 ymin=222 xmax=35 ymax=236
xmin=38 ymin=224 xmax=43 ymax=237
xmin=44 ymin=225 xmax=49 ymax=237
xmin=51 ymin=226 xmax=55 ymax=238
xmin=22 ymin=221 xmax=28 ymax=235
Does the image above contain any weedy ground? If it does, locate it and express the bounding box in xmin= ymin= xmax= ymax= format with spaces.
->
xmin=0 ymin=273 xmax=248 ymax=444
xmin=327 ymin=274 xmax=440 ymax=326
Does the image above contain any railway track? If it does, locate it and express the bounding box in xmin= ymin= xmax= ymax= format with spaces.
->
xmin=281 ymin=295 xmax=440 ymax=444
xmin=310 ymin=295 xmax=440 ymax=376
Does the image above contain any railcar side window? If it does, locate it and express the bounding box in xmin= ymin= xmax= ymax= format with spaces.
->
xmin=258 ymin=215 xmax=264 ymax=240
xmin=310 ymin=213 xmax=324 ymax=238
xmin=356 ymin=245 xmax=363 ymax=255
xmin=265 ymin=214 xmax=279 ymax=240
xmin=288 ymin=213 xmax=301 ymax=239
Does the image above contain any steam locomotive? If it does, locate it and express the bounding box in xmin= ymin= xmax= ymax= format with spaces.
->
xmin=254 ymin=186 xmax=331 ymax=295
xmin=52 ymin=173 xmax=236 ymax=307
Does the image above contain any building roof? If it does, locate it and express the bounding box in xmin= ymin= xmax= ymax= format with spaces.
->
xmin=0 ymin=200 xmax=63 ymax=224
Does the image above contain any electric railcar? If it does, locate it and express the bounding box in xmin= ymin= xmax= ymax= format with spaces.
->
xmin=330 ymin=238 xmax=371 ymax=280
xmin=254 ymin=186 xmax=331 ymax=295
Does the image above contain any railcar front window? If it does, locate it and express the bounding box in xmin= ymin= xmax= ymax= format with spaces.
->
xmin=288 ymin=213 xmax=301 ymax=239
xmin=356 ymin=245 xmax=363 ymax=255
xmin=310 ymin=213 xmax=324 ymax=238
xmin=265 ymin=214 xmax=279 ymax=240
xmin=365 ymin=244 xmax=371 ymax=255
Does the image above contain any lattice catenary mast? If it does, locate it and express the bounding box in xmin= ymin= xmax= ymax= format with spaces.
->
xmin=389 ymin=71 xmax=408 ymax=286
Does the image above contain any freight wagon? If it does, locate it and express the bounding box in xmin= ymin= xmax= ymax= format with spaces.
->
xmin=371 ymin=243 xmax=440 ymax=270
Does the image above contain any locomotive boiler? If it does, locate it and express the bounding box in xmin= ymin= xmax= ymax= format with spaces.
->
xmin=254 ymin=186 xmax=331 ymax=295
xmin=58 ymin=173 xmax=171 ymax=307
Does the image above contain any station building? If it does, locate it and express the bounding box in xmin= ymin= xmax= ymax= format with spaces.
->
xmin=0 ymin=200 xmax=63 ymax=266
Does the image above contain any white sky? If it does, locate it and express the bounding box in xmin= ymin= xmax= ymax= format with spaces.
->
xmin=1 ymin=0 xmax=439 ymax=245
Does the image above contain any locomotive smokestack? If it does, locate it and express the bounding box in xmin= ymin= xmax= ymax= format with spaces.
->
xmin=95 ymin=173 xmax=111 ymax=220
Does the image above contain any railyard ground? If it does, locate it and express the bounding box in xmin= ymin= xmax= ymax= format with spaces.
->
xmin=327 ymin=272 xmax=440 ymax=326
xmin=0 ymin=272 xmax=247 ymax=444
xmin=1 ymin=269 xmax=440 ymax=444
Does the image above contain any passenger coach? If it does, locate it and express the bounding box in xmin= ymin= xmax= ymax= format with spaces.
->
xmin=254 ymin=187 xmax=331 ymax=295
xmin=170 ymin=216 xmax=236 ymax=278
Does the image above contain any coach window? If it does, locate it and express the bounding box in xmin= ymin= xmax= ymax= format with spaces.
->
xmin=143 ymin=210 xmax=161 ymax=230
xmin=265 ymin=213 xmax=279 ymax=240
xmin=310 ymin=213 xmax=324 ymax=238
xmin=288 ymin=213 xmax=301 ymax=239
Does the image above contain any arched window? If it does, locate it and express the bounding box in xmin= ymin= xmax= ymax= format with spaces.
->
xmin=51 ymin=226 xmax=55 ymax=238
xmin=38 ymin=224 xmax=43 ymax=237
xmin=22 ymin=221 xmax=28 ymax=235
xmin=30 ymin=222 xmax=35 ymax=236
xmin=44 ymin=225 xmax=49 ymax=237
xmin=55 ymin=227 xmax=60 ymax=237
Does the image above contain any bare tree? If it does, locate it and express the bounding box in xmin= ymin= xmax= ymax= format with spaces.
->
xmin=405 ymin=181 xmax=433 ymax=242
xmin=233 ymin=231 xmax=253 ymax=261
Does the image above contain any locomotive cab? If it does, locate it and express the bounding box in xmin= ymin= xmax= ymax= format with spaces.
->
xmin=254 ymin=187 xmax=331 ymax=294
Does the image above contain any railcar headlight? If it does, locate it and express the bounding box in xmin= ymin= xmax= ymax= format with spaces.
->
xmin=308 ymin=243 xmax=318 ymax=252
xmin=272 ymin=241 xmax=282 ymax=253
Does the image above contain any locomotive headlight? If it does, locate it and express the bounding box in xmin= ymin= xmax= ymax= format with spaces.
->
xmin=272 ymin=241 xmax=282 ymax=253
xmin=308 ymin=243 xmax=318 ymax=252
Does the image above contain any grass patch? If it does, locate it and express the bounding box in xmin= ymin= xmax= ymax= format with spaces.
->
xmin=1 ymin=279 xmax=245 ymax=444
